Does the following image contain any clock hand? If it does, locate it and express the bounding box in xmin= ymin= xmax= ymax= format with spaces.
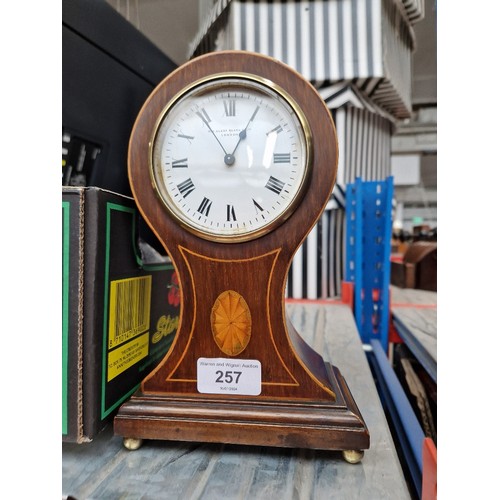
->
xmin=196 ymin=110 xmax=229 ymax=159
xmin=225 ymin=106 xmax=260 ymax=166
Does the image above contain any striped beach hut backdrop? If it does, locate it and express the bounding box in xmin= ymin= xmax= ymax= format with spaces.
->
xmin=190 ymin=0 xmax=419 ymax=119
xmin=288 ymin=91 xmax=394 ymax=298
xmin=189 ymin=0 xmax=418 ymax=298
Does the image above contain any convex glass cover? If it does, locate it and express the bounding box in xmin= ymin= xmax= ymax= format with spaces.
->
xmin=150 ymin=74 xmax=312 ymax=242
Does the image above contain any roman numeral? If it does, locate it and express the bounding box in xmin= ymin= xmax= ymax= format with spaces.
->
xmin=273 ymin=153 xmax=291 ymax=163
xmin=226 ymin=204 xmax=237 ymax=221
xmin=265 ymin=176 xmax=285 ymax=195
xmin=172 ymin=158 xmax=188 ymax=168
xmin=223 ymin=99 xmax=236 ymax=116
xmin=197 ymin=197 xmax=212 ymax=216
xmin=177 ymin=178 xmax=195 ymax=198
xmin=252 ymin=199 xmax=264 ymax=213
xmin=266 ymin=125 xmax=283 ymax=135
xmin=177 ymin=134 xmax=194 ymax=142
xmin=196 ymin=108 xmax=211 ymax=125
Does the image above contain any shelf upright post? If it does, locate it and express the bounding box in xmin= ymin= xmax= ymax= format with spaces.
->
xmin=345 ymin=176 xmax=394 ymax=350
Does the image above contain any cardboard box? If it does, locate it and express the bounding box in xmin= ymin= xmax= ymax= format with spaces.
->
xmin=62 ymin=187 xmax=180 ymax=442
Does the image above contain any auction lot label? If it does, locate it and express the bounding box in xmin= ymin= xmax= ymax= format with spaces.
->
xmin=197 ymin=358 xmax=262 ymax=396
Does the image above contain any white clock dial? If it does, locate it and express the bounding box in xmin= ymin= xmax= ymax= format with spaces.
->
xmin=150 ymin=75 xmax=311 ymax=242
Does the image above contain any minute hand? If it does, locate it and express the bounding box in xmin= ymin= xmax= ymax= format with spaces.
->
xmin=196 ymin=110 xmax=228 ymax=157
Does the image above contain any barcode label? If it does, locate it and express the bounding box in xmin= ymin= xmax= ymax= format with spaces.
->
xmin=108 ymin=275 xmax=152 ymax=349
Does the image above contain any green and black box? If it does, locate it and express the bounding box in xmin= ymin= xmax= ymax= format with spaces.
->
xmin=62 ymin=186 xmax=180 ymax=443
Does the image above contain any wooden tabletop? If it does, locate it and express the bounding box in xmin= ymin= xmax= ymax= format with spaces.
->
xmin=62 ymin=301 xmax=410 ymax=500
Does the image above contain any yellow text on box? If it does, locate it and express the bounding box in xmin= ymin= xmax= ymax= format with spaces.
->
xmin=107 ymin=332 xmax=149 ymax=381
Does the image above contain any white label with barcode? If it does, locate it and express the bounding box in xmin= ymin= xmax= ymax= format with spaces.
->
xmin=197 ymin=358 xmax=261 ymax=396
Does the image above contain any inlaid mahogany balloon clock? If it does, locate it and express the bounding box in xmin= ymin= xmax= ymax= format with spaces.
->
xmin=114 ymin=51 xmax=369 ymax=462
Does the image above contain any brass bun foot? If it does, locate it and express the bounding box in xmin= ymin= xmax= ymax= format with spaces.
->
xmin=123 ymin=437 xmax=143 ymax=451
xmin=342 ymin=449 xmax=364 ymax=464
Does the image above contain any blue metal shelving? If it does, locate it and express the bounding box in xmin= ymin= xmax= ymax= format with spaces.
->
xmin=345 ymin=176 xmax=394 ymax=350
xmin=369 ymin=340 xmax=425 ymax=498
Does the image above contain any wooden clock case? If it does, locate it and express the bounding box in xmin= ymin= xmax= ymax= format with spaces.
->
xmin=114 ymin=51 xmax=369 ymax=457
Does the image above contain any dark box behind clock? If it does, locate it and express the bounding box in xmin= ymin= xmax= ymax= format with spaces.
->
xmin=62 ymin=0 xmax=177 ymax=195
xmin=62 ymin=186 xmax=180 ymax=443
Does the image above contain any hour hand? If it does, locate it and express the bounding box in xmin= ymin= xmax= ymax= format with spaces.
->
xmin=230 ymin=106 xmax=260 ymax=158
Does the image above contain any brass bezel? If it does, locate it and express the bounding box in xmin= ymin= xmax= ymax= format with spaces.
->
xmin=149 ymin=72 xmax=313 ymax=243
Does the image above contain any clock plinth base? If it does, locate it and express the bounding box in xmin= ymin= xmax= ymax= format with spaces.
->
xmin=114 ymin=364 xmax=369 ymax=454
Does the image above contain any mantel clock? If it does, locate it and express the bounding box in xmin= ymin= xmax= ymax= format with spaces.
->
xmin=114 ymin=51 xmax=369 ymax=463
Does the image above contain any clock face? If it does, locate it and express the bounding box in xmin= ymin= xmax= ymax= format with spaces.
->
xmin=150 ymin=74 xmax=312 ymax=242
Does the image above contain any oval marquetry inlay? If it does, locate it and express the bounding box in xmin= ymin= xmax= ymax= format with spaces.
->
xmin=211 ymin=290 xmax=252 ymax=356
